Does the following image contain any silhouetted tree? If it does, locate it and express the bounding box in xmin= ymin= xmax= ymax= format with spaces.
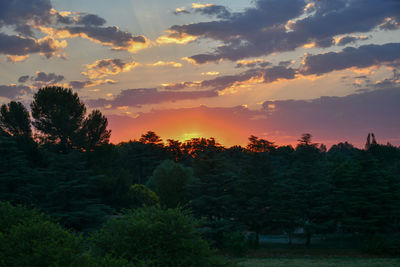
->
xmin=139 ymin=131 xmax=163 ymax=146
xmin=246 ymin=135 xmax=276 ymax=153
xmin=0 ymin=101 xmax=31 ymax=137
xmin=82 ymin=109 xmax=111 ymax=151
xmin=31 ymin=86 xmax=86 ymax=152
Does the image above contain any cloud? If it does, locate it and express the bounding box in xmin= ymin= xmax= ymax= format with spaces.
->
xmin=87 ymin=88 xmax=218 ymax=108
xmin=163 ymin=0 xmax=400 ymax=64
xmin=0 ymin=0 xmax=52 ymax=36
xmin=42 ymin=25 xmax=150 ymax=53
xmin=147 ymin=61 xmax=182 ymax=68
xmin=335 ymin=35 xmax=369 ymax=46
xmin=193 ymin=4 xmax=231 ymax=19
xmin=163 ymin=66 xmax=296 ymax=91
xmin=0 ymin=84 xmax=31 ymax=99
xmin=301 ymin=43 xmax=400 ymax=75
xmin=18 ymin=75 xmax=30 ymax=83
xmin=33 ymin=71 xmax=64 ymax=83
xmin=75 ymin=14 xmax=106 ymax=26
xmin=6 ymin=55 xmax=30 ymax=63
xmin=0 ymin=33 xmax=67 ymax=58
xmin=174 ymin=8 xmax=190 ymax=15
xmin=82 ymin=58 xmax=138 ymax=79
xmin=236 ymin=59 xmax=271 ymax=68
xmin=69 ymin=79 xmax=118 ymax=89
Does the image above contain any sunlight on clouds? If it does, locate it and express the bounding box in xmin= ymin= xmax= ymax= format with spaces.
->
xmin=38 ymin=26 xmax=150 ymax=53
xmin=157 ymin=31 xmax=198 ymax=45
xmin=302 ymin=42 xmax=316 ymax=49
xmin=201 ymin=72 xmax=219 ymax=76
xmin=192 ymin=3 xmax=214 ymax=9
xmin=6 ymin=55 xmax=29 ymax=63
xmin=148 ymin=61 xmax=182 ymax=68
xmin=82 ymin=59 xmax=138 ymax=79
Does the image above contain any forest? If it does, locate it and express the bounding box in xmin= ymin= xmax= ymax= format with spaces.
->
xmin=1 ymin=86 xmax=400 ymax=266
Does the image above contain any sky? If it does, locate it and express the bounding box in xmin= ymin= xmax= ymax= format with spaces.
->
xmin=1 ymin=0 xmax=400 ymax=148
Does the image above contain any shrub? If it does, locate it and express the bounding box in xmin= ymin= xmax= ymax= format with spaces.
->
xmin=0 ymin=202 xmax=83 ymax=267
xmin=90 ymin=206 xmax=227 ymax=266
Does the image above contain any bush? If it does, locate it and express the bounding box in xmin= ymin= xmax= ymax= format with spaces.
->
xmin=0 ymin=202 xmax=83 ymax=267
xmin=90 ymin=206 xmax=227 ymax=266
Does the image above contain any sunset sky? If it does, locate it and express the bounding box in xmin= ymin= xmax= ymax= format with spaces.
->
xmin=1 ymin=0 xmax=400 ymax=147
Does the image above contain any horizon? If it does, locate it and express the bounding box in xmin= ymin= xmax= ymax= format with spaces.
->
xmin=1 ymin=0 xmax=400 ymax=147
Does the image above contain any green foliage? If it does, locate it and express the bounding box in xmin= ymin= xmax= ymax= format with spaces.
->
xmin=0 ymin=202 xmax=83 ymax=267
xmin=128 ymin=184 xmax=159 ymax=208
xmin=0 ymin=101 xmax=31 ymax=137
xmin=90 ymin=207 xmax=224 ymax=266
xmin=147 ymin=160 xmax=194 ymax=208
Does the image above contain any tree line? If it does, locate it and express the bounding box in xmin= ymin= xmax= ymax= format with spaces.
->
xmin=1 ymin=86 xmax=400 ymax=264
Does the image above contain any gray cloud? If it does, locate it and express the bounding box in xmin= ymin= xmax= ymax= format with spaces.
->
xmin=76 ymin=14 xmax=106 ymax=26
xmin=166 ymin=0 xmax=400 ymax=64
xmin=34 ymin=72 xmax=64 ymax=83
xmin=0 ymin=33 xmax=64 ymax=57
xmin=0 ymin=84 xmax=31 ymax=99
xmin=87 ymin=88 xmax=218 ymax=108
xmin=301 ymin=43 xmax=400 ymax=75
xmin=61 ymin=26 xmax=148 ymax=51
xmin=0 ymin=0 xmax=52 ymax=36
xmin=194 ymin=5 xmax=231 ymax=19
xmin=18 ymin=75 xmax=30 ymax=83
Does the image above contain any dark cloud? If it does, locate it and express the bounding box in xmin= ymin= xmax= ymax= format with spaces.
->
xmin=0 ymin=0 xmax=52 ymax=35
xmin=301 ymin=43 xmax=400 ymax=75
xmin=166 ymin=0 xmax=400 ymax=64
xmin=61 ymin=26 xmax=148 ymax=51
xmin=76 ymin=14 xmax=106 ymax=26
xmin=194 ymin=5 xmax=231 ymax=19
xmin=236 ymin=60 xmax=271 ymax=68
xmin=87 ymin=88 xmax=218 ymax=108
xmin=18 ymin=75 xmax=30 ymax=83
xmin=0 ymin=33 xmax=64 ymax=57
xmin=0 ymin=84 xmax=31 ymax=99
xmin=34 ymin=72 xmax=64 ymax=83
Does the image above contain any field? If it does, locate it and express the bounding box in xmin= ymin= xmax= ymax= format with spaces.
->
xmin=238 ymin=258 xmax=400 ymax=267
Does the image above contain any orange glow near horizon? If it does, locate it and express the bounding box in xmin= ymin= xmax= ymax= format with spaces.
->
xmin=108 ymin=108 xmax=252 ymax=147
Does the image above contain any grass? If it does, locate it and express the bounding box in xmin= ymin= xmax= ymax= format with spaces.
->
xmin=238 ymin=258 xmax=400 ymax=267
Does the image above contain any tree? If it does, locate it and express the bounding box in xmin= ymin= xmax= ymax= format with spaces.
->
xmin=246 ymin=135 xmax=276 ymax=153
xmin=82 ymin=109 xmax=111 ymax=151
xmin=147 ymin=160 xmax=194 ymax=208
xmin=139 ymin=131 xmax=163 ymax=146
xmin=31 ymin=86 xmax=86 ymax=152
xmin=0 ymin=101 xmax=31 ymax=137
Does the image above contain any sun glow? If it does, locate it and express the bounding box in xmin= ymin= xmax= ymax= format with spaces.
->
xmin=179 ymin=132 xmax=204 ymax=142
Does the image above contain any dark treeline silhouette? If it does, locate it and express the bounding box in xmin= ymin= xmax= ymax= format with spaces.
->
xmin=1 ymin=86 xmax=400 ymax=264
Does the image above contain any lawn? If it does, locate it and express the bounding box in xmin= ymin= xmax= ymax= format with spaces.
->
xmin=238 ymin=258 xmax=400 ymax=267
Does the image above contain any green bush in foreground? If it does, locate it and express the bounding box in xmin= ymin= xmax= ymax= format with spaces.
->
xmin=90 ymin=207 xmax=227 ymax=266
xmin=0 ymin=202 xmax=83 ymax=267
